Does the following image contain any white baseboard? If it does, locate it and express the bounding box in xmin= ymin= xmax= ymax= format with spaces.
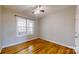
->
xmin=2 ymin=40 xmax=27 ymax=48
xmin=40 ymin=37 xmax=76 ymax=49
xmin=2 ymin=37 xmax=38 ymax=48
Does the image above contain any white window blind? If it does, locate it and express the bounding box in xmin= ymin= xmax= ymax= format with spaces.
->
xmin=16 ymin=16 xmax=34 ymax=37
xmin=27 ymin=19 xmax=34 ymax=34
xmin=16 ymin=16 xmax=26 ymax=37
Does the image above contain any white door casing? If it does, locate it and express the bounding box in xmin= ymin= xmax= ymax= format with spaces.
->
xmin=75 ymin=6 xmax=79 ymax=53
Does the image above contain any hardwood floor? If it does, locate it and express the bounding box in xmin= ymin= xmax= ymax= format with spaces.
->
xmin=1 ymin=38 xmax=76 ymax=54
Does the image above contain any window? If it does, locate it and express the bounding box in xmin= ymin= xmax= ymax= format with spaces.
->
xmin=16 ymin=16 xmax=34 ymax=37
xmin=27 ymin=19 xmax=34 ymax=34
xmin=16 ymin=16 xmax=27 ymax=37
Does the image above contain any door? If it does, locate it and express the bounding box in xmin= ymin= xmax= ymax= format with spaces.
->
xmin=75 ymin=6 xmax=79 ymax=53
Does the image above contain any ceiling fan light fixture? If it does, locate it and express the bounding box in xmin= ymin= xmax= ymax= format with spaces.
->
xmin=32 ymin=5 xmax=45 ymax=15
xmin=33 ymin=10 xmax=40 ymax=14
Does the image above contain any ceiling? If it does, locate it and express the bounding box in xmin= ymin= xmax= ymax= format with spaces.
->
xmin=3 ymin=5 xmax=75 ymax=19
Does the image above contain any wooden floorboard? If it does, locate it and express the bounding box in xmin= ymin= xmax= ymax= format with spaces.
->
xmin=1 ymin=38 xmax=76 ymax=54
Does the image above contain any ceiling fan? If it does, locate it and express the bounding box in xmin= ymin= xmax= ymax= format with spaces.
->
xmin=32 ymin=5 xmax=45 ymax=15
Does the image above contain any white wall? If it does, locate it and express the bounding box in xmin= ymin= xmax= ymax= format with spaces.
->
xmin=1 ymin=6 xmax=76 ymax=49
xmin=0 ymin=6 xmax=2 ymax=52
xmin=39 ymin=6 xmax=76 ymax=48
xmin=2 ymin=7 xmax=38 ymax=48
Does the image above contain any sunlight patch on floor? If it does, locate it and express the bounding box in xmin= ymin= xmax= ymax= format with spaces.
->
xmin=17 ymin=46 xmax=33 ymax=54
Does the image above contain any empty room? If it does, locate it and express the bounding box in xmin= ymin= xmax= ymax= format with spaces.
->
xmin=0 ymin=5 xmax=79 ymax=54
